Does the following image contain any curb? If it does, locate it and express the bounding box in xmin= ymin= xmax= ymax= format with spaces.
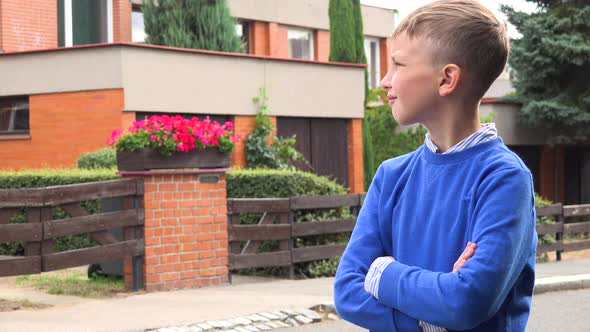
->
xmin=534 ymin=274 xmax=590 ymax=295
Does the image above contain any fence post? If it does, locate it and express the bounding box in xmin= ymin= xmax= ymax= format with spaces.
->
xmin=288 ymin=198 xmax=295 ymax=279
xmin=121 ymin=180 xmax=145 ymax=291
xmin=227 ymin=202 xmax=242 ymax=285
xmin=24 ymin=207 xmax=42 ymax=273
xmin=556 ymin=205 xmax=564 ymax=261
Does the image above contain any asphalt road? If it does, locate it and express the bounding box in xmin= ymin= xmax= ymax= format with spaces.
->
xmin=279 ymin=289 xmax=590 ymax=332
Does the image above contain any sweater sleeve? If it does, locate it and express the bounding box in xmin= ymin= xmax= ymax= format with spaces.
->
xmin=376 ymin=167 xmax=536 ymax=331
xmin=334 ymin=165 xmax=398 ymax=332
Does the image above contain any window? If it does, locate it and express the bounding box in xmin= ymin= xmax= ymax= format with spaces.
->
xmin=0 ymin=97 xmax=30 ymax=136
xmin=58 ymin=0 xmax=113 ymax=47
xmin=288 ymin=27 xmax=314 ymax=60
xmin=235 ymin=20 xmax=250 ymax=53
xmin=364 ymin=38 xmax=381 ymax=89
xmin=132 ymin=6 xmax=146 ymax=43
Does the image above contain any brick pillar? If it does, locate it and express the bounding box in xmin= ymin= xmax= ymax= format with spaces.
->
xmin=123 ymin=170 xmax=229 ymax=292
xmin=347 ymin=119 xmax=364 ymax=193
xmin=113 ymin=0 xmax=132 ymax=42
xmin=314 ymin=30 xmax=330 ymax=62
xmin=230 ymin=115 xmax=277 ymax=169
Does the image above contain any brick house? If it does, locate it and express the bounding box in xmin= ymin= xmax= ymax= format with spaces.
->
xmin=0 ymin=0 xmax=398 ymax=193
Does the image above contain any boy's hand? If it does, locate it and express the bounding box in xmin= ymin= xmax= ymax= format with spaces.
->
xmin=453 ymin=241 xmax=477 ymax=272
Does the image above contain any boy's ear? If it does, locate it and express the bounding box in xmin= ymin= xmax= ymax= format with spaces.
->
xmin=438 ymin=64 xmax=461 ymax=97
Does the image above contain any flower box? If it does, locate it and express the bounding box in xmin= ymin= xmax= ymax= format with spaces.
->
xmin=116 ymin=148 xmax=230 ymax=171
xmin=108 ymin=114 xmax=240 ymax=172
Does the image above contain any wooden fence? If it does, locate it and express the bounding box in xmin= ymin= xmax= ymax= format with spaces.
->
xmin=227 ymin=193 xmax=365 ymax=279
xmin=537 ymin=203 xmax=590 ymax=261
xmin=0 ymin=178 xmax=145 ymax=289
xmin=228 ymin=197 xmax=590 ymax=278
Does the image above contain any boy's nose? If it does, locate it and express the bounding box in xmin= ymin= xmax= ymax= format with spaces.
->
xmin=380 ymin=71 xmax=393 ymax=90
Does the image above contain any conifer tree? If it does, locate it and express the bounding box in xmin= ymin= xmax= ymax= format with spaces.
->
xmin=143 ymin=0 xmax=242 ymax=53
xmin=502 ymin=0 xmax=590 ymax=143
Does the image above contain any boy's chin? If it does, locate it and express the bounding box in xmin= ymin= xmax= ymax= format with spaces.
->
xmin=391 ymin=108 xmax=419 ymax=126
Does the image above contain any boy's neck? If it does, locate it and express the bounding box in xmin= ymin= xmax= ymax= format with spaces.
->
xmin=423 ymin=102 xmax=482 ymax=154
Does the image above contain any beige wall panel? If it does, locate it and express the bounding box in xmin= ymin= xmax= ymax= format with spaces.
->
xmin=120 ymin=47 xmax=265 ymax=116
xmin=264 ymin=60 xmax=365 ymax=119
xmin=121 ymin=47 xmax=364 ymax=118
xmin=0 ymin=48 xmax=123 ymax=96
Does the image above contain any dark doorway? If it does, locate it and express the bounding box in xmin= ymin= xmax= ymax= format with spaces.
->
xmin=565 ymin=146 xmax=590 ymax=204
xmin=277 ymin=117 xmax=349 ymax=187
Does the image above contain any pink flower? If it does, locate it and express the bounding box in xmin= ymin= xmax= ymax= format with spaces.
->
xmin=106 ymin=128 xmax=124 ymax=146
xmin=108 ymin=114 xmax=239 ymax=153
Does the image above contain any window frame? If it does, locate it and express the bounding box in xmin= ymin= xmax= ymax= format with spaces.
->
xmin=132 ymin=4 xmax=146 ymax=43
xmin=288 ymin=26 xmax=315 ymax=60
xmin=58 ymin=0 xmax=113 ymax=47
xmin=0 ymin=96 xmax=31 ymax=139
xmin=235 ymin=19 xmax=251 ymax=53
xmin=364 ymin=37 xmax=381 ymax=89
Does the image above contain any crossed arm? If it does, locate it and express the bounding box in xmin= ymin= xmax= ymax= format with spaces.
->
xmin=363 ymin=242 xmax=478 ymax=332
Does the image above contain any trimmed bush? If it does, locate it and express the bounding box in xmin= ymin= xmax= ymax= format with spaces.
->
xmin=76 ymin=147 xmax=117 ymax=170
xmin=227 ymin=168 xmax=347 ymax=198
xmin=0 ymin=168 xmax=119 ymax=189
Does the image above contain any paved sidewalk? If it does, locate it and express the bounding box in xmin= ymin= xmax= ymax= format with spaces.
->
xmin=0 ymin=259 xmax=589 ymax=332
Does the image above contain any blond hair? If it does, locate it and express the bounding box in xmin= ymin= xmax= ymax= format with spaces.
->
xmin=393 ymin=0 xmax=509 ymax=100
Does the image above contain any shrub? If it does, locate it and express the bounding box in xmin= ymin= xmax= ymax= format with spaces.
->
xmin=227 ymin=168 xmax=347 ymax=198
xmin=76 ymin=147 xmax=117 ymax=170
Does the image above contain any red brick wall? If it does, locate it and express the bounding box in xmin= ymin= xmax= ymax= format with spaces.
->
xmin=380 ymin=37 xmax=392 ymax=80
xmin=539 ymin=146 xmax=565 ymax=203
xmin=0 ymin=89 xmax=129 ymax=170
xmin=347 ymin=119 xmax=364 ymax=193
xmin=132 ymin=172 xmax=229 ymax=292
xmin=250 ymin=21 xmax=289 ymax=58
xmin=230 ymin=115 xmax=277 ymax=169
xmin=268 ymin=22 xmax=288 ymax=58
xmin=314 ymin=30 xmax=330 ymax=62
xmin=113 ymin=0 xmax=132 ymax=42
xmin=250 ymin=21 xmax=269 ymax=56
xmin=0 ymin=0 xmax=57 ymax=52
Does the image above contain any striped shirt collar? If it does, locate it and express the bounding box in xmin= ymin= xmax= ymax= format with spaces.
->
xmin=424 ymin=123 xmax=498 ymax=154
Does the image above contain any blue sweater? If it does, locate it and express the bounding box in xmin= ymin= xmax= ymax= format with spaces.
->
xmin=334 ymin=138 xmax=537 ymax=332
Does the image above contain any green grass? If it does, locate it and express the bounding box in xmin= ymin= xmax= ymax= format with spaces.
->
xmin=16 ymin=268 xmax=125 ymax=298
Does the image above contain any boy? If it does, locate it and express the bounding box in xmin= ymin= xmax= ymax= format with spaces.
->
xmin=334 ymin=1 xmax=537 ymax=331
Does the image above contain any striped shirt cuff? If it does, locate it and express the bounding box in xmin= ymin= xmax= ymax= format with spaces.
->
xmin=419 ymin=320 xmax=448 ymax=332
xmin=364 ymin=256 xmax=394 ymax=300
